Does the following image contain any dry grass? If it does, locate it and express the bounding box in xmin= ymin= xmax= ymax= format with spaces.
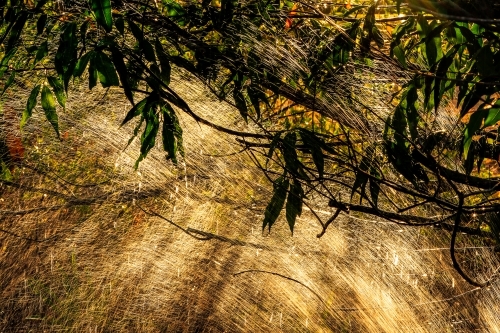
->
xmin=1 ymin=74 xmax=499 ymax=332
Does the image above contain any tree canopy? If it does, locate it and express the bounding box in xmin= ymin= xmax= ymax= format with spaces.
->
xmin=1 ymin=0 xmax=500 ymax=287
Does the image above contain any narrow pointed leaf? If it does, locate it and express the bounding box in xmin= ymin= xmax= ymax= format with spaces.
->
xmin=110 ymin=46 xmax=134 ymax=105
xmin=285 ymin=179 xmax=303 ymax=234
xmin=41 ymin=85 xmax=60 ymax=137
xmin=1 ymin=72 xmax=15 ymax=96
xmin=263 ymin=177 xmax=289 ymax=232
xmin=48 ymin=76 xmax=66 ymax=107
xmin=73 ymin=51 xmax=93 ymax=78
xmin=94 ymin=51 xmax=119 ymax=87
xmin=37 ymin=14 xmax=47 ymax=35
xmin=21 ymin=84 xmax=41 ymax=128
xmin=121 ymin=96 xmax=149 ymax=126
xmin=34 ymin=41 xmax=48 ymax=66
xmin=90 ymin=0 xmax=113 ymax=33
xmin=6 ymin=11 xmax=27 ymax=52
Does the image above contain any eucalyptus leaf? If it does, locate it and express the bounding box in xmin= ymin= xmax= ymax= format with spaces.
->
xmin=41 ymin=85 xmax=60 ymax=137
xmin=90 ymin=0 xmax=113 ymax=33
xmin=21 ymin=84 xmax=41 ymax=128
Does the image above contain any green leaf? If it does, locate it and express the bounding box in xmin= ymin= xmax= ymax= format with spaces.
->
xmin=73 ymin=51 xmax=93 ymax=78
xmin=121 ymin=96 xmax=149 ymax=126
xmin=285 ymin=179 xmax=303 ymax=234
xmin=47 ymin=76 xmax=66 ymax=108
xmin=463 ymin=109 xmax=486 ymax=158
xmin=0 ymin=48 xmax=17 ymax=79
xmin=94 ymin=51 xmax=120 ymax=87
xmin=90 ymin=0 xmax=113 ymax=33
xmin=41 ymin=85 xmax=60 ymax=137
xmin=263 ymin=177 xmax=289 ymax=232
xmin=110 ymin=46 xmax=134 ymax=105
xmin=161 ymin=102 xmax=183 ymax=163
xmin=55 ymin=22 xmax=78 ymax=77
xmin=34 ymin=41 xmax=48 ymax=66
xmin=137 ymin=101 xmax=159 ymax=166
xmin=21 ymin=84 xmax=41 ymax=128
xmin=155 ymin=38 xmax=171 ymax=85
xmin=1 ymin=72 xmax=15 ymax=96
xmin=6 ymin=11 xmax=28 ymax=52
xmin=484 ymin=106 xmax=500 ymax=128
xmin=393 ymin=44 xmax=407 ymax=69
xmin=37 ymin=14 xmax=47 ymax=35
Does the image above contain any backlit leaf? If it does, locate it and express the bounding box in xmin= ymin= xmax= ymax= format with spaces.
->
xmin=41 ymin=85 xmax=60 ymax=137
xmin=94 ymin=51 xmax=119 ymax=87
xmin=47 ymin=76 xmax=66 ymax=108
xmin=90 ymin=0 xmax=113 ymax=33
xmin=21 ymin=84 xmax=41 ymax=128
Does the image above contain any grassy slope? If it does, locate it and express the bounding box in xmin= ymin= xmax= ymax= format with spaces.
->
xmin=0 ymin=75 xmax=499 ymax=332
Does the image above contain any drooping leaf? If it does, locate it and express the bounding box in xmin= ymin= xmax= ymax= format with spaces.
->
xmin=154 ymin=38 xmax=171 ymax=85
xmin=300 ymin=130 xmax=325 ymax=178
xmin=21 ymin=84 xmax=41 ymax=128
xmin=47 ymin=76 xmax=66 ymax=108
xmin=484 ymin=105 xmax=500 ymax=128
xmin=21 ymin=85 xmax=40 ymax=127
xmin=6 ymin=11 xmax=27 ymax=52
xmin=285 ymin=179 xmax=303 ymax=234
xmin=263 ymin=177 xmax=289 ymax=232
xmin=121 ymin=96 xmax=149 ymax=127
xmin=34 ymin=41 xmax=48 ymax=66
xmin=54 ymin=22 xmax=78 ymax=77
xmin=142 ymin=39 xmax=156 ymax=63
xmin=1 ymin=72 xmax=15 ymax=96
xmin=110 ymin=46 xmax=134 ymax=105
xmin=73 ymin=51 xmax=93 ymax=78
xmin=94 ymin=51 xmax=120 ymax=87
xmin=283 ymin=132 xmax=300 ymax=176
xmin=128 ymin=20 xmax=144 ymax=42
xmin=0 ymin=47 xmax=17 ymax=79
xmin=161 ymin=101 xmax=183 ymax=163
xmin=90 ymin=0 xmax=113 ymax=33
xmin=41 ymin=85 xmax=60 ymax=137
xmin=36 ymin=14 xmax=47 ymax=35
xmin=393 ymin=44 xmax=407 ymax=69
xmin=136 ymin=101 xmax=159 ymax=168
